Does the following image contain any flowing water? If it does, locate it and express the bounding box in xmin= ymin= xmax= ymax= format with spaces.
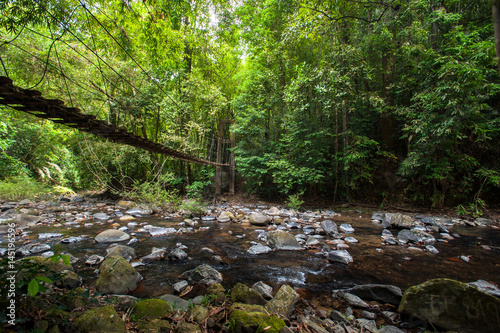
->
xmin=12 ymin=206 xmax=500 ymax=298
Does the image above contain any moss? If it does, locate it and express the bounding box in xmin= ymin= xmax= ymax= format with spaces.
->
xmin=231 ymin=283 xmax=266 ymax=305
xmin=399 ymin=278 xmax=500 ymax=333
xmin=174 ymin=322 xmax=202 ymax=333
xmin=133 ymin=299 xmax=172 ymax=321
xmin=206 ymin=283 xmax=226 ymax=304
xmin=136 ymin=319 xmax=171 ymax=333
xmin=73 ymin=305 xmax=125 ymax=333
xmin=95 ymin=256 xmax=141 ymax=294
xmin=229 ymin=302 xmax=268 ymax=314
xmin=229 ymin=309 xmax=285 ymax=333
xmin=186 ymin=305 xmax=209 ymax=323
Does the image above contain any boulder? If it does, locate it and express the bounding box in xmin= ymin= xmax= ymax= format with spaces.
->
xmin=320 ymin=220 xmax=337 ymax=235
xmin=265 ymin=284 xmax=299 ymax=317
xmin=73 ymin=305 xmax=125 ymax=333
xmin=179 ymin=264 xmax=222 ymax=285
xmin=126 ymin=205 xmax=153 ymax=216
xmin=186 ymin=305 xmax=209 ymax=323
xmin=347 ymin=284 xmax=402 ymax=306
xmin=398 ymin=278 xmax=500 ymax=333
xmin=158 ymin=294 xmax=190 ymax=311
xmin=249 ymin=212 xmax=270 ymax=226
xmin=327 ymin=250 xmax=353 ymax=265
xmin=397 ymin=229 xmax=435 ymax=245
xmin=106 ymin=244 xmax=136 ymax=262
xmin=231 ymin=282 xmax=267 ymax=305
xmin=136 ymin=319 xmax=171 ymax=333
xmin=218 ymin=211 xmax=234 ymax=223
xmin=229 ymin=303 xmax=285 ymax=333
xmin=174 ymin=322 xmax=201 ymax=333
xmin=132 ymin=299 xmax=172 ymax=320
xmin=95 ymin=256 xmax=142 ymax=294
xmin=117 ymin=200 xmax=136 ymax=209
xmin=12 ymin=214 xmax=43 ymax=228
xmin=266 ymin=230 xmax=302 ymax=250
xmin=339 ymin=224 xmax=354 ymax=233
xmin=95 ymin=229 xmax=130 ymax=243
xmin=253 ymin=281 xmax=273 ymax=299
xmin=247 ymin=243 xmax=272 ymax=255
xmin=382 ymin=213 xmax=414 ymax=229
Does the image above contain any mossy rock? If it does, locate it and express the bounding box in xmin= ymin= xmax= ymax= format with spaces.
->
xmin=136 ymin=319 xmax=171 ymax=333
xmin=174 ymin=322 xmax=202 ymax=333
xmin=229 ymin=302 xmax=268 ymax=314
xmin=231 ymin=283 xmax=266 ymax=305
xmin=206 ymin=283 xmax=226 ymax=304
xmin=73 ymin=305 xmax=125 ymax=333
xmin=265 ymin=284 xmax=299 ymax=317
xmin=133 ymin=299 xmax=172 ymax=321
xmin=186 ymin=305 xmax=209 ymax=323
xmin=399 ymin=278 xmax=500 ymax=333
xmin=22 ymin=256 xmax=74 ymax=272
xmin=95 ymin=256 xmax=141 ymax=294
xmin=229 ymin=308 xmax=285 ymax=333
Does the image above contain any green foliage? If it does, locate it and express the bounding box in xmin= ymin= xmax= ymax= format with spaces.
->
xmin=121 ymin=173 xmax=182 ymax=209
xmin=285 ymin=192 xmax=304 ymax=211
xmin=0 ymin=177 xmax=53 ymax=201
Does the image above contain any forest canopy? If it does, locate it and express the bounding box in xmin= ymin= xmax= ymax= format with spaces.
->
xmin=0 ymin=0 xmax=499 ymax=213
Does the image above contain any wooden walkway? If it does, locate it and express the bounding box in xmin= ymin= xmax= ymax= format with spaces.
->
xmin=0 ymin=76 xmax=229 ymax=167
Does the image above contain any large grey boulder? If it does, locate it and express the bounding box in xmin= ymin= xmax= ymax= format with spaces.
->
xmin=95 ymin=229 xmax=130 ymax=243
xmin=249 ymin=212 xmax=270 ymax=226
xmin=266 ymin=230 xmax=302 ymax=250
xmin=348 ymin=284 xmax=402 ymax=306
xmin=179 ymin=264 xmax=222 ymax=285
xmin=320 ymin=219 xmax=337 ymax=235
xmin=397 ymin=229 xmax=435 ymax=245
xmin=105 ymin=244 xmax=136 ymax=262
xmin=95 ymin=256 xmax=142 ymax=294
xmin=382 ymin=213 xmax=414 ymax=229
xmin=398 ymin=278 xmax=500 ymax=333
xmin=265 ymin=284 xmax=300 ymax=317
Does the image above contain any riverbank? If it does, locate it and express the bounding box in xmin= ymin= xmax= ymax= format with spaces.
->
xmin=1 ymin=194 xmax=499 ymax=332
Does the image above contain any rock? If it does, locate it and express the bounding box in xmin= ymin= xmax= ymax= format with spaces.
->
xmin=61 ymin=236 xmax=86 ymax=243
xmin=119 ymin=215 xmax=135 ymax=221
xmin=149 ymin=227 xmax=176 ymax=236
xmin=382 ymin=213 xmax=414 ymax=229
xmin=247 ymin=243 xmax=272 ymax=255
xmin=329 ymin=309 xmax=349 ymax=324
xmin=169 ymin=247 xmax=188 ymax=261
xmin=253 ymin=281 xmax=273 ymax=299
xmin=60 ymin=270 xmax=82 ymax=288
xmin=126 ymin=205 xmax=152 ymax=216
xmin=343 ymin=292 xmax=370 ymax=309
xmin=371 ymin=212 xmax=385 ymax=221
xmin=186 ymin=305 xmax=209 ymax=323
xmin=179 ymin=264 xmax=222 ymax=285
xmin=73 ymin=305 xmax=125 ymax=333
xmin=320 ymin=219 xmax=337 ymax=235
xmin=355 ymin=319 xmax=377 ymax=332
xmin=344 ymin=236 xmax=358 ymax=243
xmin=327 ymin=250 xmax=353 ymax=265
xmin=218 ymin=211 xmax=234 ymax=223
xmin=305 ymin=236 xmax=320 ymax=246
xmin=425 ymin=245 xmax=439 ymax=254
xmin=117 ymin=200 xmax=136 ymax=209
xmin=95 ymin=256 xmax=142 ymax=294
xmin=249 ymin=212 xmax=270 ymax=226
xmin=398 ymin=278 xmax=500 ymax=333
xmin=174 ymin=322 xmax=202 ymax=333
xmin=266 ymin=230 xmax=302 ymax=250
xmin=136 ymin=319 xmax=171 ymax=333
xmin=299 ymin=316 xmax=330 ymax=333
xmin=468 ymin=279 xmax=500 ymax=298
xmin=93 ymin=213 xmax=110 ymax=220
xmin=106 ymin=244 xmax=136 ymax=262
xmin=266 ymin=206 xmax=283 ymax=216
xmin=347 ymin=284 xmax=402 ymax=306
xmin=141 ymin=247 xmax=166 ymax=263
xmin=133 ymin=299 xmax=172 ymax=320
xmin=95 ymin=229 xmax=130 ymax=243
xmin=38 ymin=233 xmax=64 ymax=240
xmin=475 ymin=217 xmax=495 ymax=225
xmin=158 ymin=294 xmax=190 ymax=311
xmin=397 ymin=229 xmax=435 ymax=245
xmin=173 ymin=280 xmax=189 ymax=294
xmin=378 ymin=326 xmax=405 ymax=333
xmin=17 ymin=243 xmax=51 ymax=256
xmin=21 ymin=256 xmax=74 ymax=273
xmin=339 ymin=224 xmax=354 ymax=233
xmin=12 ymin=214 xmax=43 ymax=228
xmin=232 ymin=282 xmax=267 ymax=305
xmin=229 ymin=303 xmax=286 ymax=333
xmin=265 ymin=284 xmax=299 ymax=317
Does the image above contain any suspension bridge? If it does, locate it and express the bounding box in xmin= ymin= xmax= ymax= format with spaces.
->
xmin=0 ymin=1 xmax=239 ymax=194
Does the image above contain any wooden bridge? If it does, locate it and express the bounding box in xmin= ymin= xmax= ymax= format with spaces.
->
xmin=0 ymin=76 xmax=235 ymax=194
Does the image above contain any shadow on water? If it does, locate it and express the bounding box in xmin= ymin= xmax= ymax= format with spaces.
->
xmin=17 ymin=210 xmax=500 ymax=297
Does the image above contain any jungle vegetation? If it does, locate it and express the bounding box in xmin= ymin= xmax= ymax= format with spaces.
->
xmin=0 ymin=0 xmax=499 ymax=215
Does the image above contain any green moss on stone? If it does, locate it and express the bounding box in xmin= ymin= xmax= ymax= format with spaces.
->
xmin=231 ymin=283 xmax=266 ymax=305
xmin=133 ymin=299 xmax=172 ymax=321
xmin=73 ymin=305 xmax=125 ymax=333
xmin=95 ymin=256 xmax=141 ymax=294
xmin=136 ymin=319 xmax=171 ymax=333
xmin=174 ymin=322 xmax=202 ymax=333
xmin=399 ymin=278 xmax=500 ymax=333
xmin=229 ymin=309 xmax=285 ymax=333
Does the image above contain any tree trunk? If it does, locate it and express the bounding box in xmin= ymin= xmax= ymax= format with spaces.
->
xmin=493 ymin=0 xmax=500 ymax=75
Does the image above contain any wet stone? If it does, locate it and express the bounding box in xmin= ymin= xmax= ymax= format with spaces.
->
xmin=339 ymin=224 xmax=355 ymax=233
